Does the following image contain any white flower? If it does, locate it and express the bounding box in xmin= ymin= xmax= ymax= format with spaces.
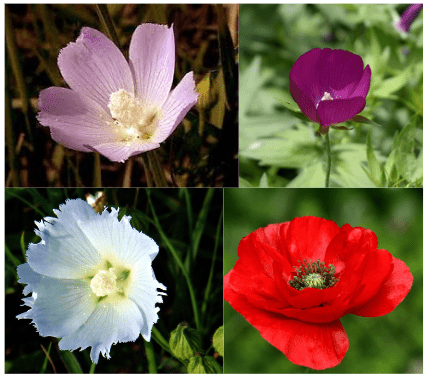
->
xmin=17 ymin=199 xmax=166 ymax=364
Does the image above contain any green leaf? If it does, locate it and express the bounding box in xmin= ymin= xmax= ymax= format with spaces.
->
xmin=239 ymin=177 xmax=254 ymax=188
xmin=373 ymin=67 xmax=412 ymax=98
xmin=187 ymin=356 xmax=222 ymax=374
xmin=365 ymin=131 xmax=384 ymax=186
xmin=350 ymin=114 xmax=380 ymax=126
xmin=258 ymin=173 xmax=269 ymax=188
xmin=58 ymin=350 xmax=83 ymax=374
xmin=212 ymin=326 xmax=224 ymax=357
xmin=169 ymin=323 xmax=201 ymax=361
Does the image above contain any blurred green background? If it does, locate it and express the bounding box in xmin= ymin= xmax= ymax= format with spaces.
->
xmin=239 ymin=4 xmax=422 ymax=187
xmin=224 ymin=188 xmax=422 ymax=373
xmin=5 ymin=188 xmax=223 ymax=373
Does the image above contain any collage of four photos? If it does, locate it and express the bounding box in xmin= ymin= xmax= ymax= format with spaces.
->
xmin=4 ymin=3 xmax=423 ymax=374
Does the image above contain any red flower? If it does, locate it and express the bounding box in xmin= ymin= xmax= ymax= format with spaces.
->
xmin=224 ymin=216 xmax=413 ymax=370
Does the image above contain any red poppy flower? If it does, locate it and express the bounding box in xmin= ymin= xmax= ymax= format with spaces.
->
xmin=224 ymin=216 xmax=413 ymax=370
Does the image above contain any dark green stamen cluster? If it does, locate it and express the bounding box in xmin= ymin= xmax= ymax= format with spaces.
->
xmin=289 ymin=258 xmax=339 ymax=291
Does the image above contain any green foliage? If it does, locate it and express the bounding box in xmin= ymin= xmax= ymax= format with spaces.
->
xmin=212 ymin=326 xmax=224 ymax=357
xmin=187 ymin=355 xmax=223 ymax=374
xmin=239 ymin=4 xmax=423 ymax=187
xmin=224 ymin=188 xmax=423 ymax=373
xmin=169 ymin=323 xmax=201 ymax=361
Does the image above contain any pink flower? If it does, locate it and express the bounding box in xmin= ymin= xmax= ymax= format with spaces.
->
xmin=289 ymin=48 xmax=371 ymax=134
xmin=395 ymin=4 xmax=423 ymax=33
xmin=38 ymin=24 xmax=199 ymax=162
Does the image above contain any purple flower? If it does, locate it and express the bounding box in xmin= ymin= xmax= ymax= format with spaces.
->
xmin=38 ymin=24 xmax=199 ymax=162
xmin=289 ymin=48 xmax=371 ymax=134
xmin=395 ymin=4 xmax=423 ymax=33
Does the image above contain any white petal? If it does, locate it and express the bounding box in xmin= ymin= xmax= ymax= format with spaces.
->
xmin=77 ymin=206 xmax=159 ymax=266
xmin=17 ymin=263 xmax=97 ymax=338
xmin=27 ymin=199 xmax=102 ymax=279
xmin=59 ymin=299 xmax=143 ymax=364
xmin=128 ymin=261 xmax=166 ymax=341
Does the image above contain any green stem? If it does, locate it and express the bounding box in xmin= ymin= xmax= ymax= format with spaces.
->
xmin=146 ymin=191 xmax=201 ymax=335
xmin=325 ymin=132 xmax=331 ymax=188
xmin=144 ymin=340 xmax=157 ymax=374
xmin=95 ymin=4 xmax=122 ymax=49
xmin=89 ymin=362 xmax=96 ymax=374
xmin=146 ymin=150 xmax=167 ymax=187
xmin=93 ymin=152 xmax=102 ymax=187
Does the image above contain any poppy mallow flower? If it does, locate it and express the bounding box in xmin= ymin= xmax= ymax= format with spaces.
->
xmin=395 ymin=4 xmax=423 ymax=33
xmin=224 ymin=216 xmax=412 ymax=370
xmin=38 ymin=24 xmax=199 ymax=162
xmin=17 ymin=199 xmax=166 ymax=363
xmin=289 ymin=48 xmax=371 ymax=134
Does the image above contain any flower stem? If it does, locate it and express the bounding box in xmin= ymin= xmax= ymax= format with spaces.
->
xmin=325 ymin=132 xmax=332 ymax=188
xmin=93 ymin=152 xmax=102 ymax=187
xmin=144 ymin=340 xmax=157 ymax=374
xmin=89 ymin=362 xmax=96 ymax=374
xmin=95 ymin=4 xmax=122 ymax=49
xmin=146 ymin=150 xmax=168 ymax=187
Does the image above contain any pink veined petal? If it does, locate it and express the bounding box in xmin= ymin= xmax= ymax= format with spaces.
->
xmin=289 ymin=78 xmax=318 ymax=123
xmin=38 ymin=87 xmax=116 ymax=151
xmin=152 ymin=71 xmax=199 ymax=143
xmin=319 ymin=49 xmax=364 ymax=94
xmin=317 ymin=97 xmax=366 ymax=127
xmin=129 ymin=23 xmax=175 ymax=109
xmin=58 ymin=27 xmax=134 ymax=111
xmin=92 ymin=141 xmax=161 ymax=163
xmin=349 ymin=65 xmax=372 ymax=99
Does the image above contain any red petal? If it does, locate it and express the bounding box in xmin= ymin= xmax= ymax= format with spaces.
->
xmin=351 ymin=256 xmax=413 ymax=317
xmin=225 ymin=273 xmax=349 ymax=370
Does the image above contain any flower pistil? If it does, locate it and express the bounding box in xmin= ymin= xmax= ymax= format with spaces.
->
xmin=289 ymin=258 xmax=339 ymax=290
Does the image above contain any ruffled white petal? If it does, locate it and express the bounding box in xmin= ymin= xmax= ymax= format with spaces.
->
xmin=27 ymin=199 xmax=102 ymax=279
xmin=77 ymin=206 xmax=159 ymax=266
xmin=59 ymin=299 xmax=144 ymax=364
xmin=17 ymin=263 xmax=97 ymax=338
xmin=128 ymin=262 xmax=166 ymax=341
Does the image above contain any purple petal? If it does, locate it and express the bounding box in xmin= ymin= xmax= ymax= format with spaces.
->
xmin=38 ymin=87 xmax=116 ymax=151
xmin=58 ymin=27 xmax=134 ymax=111
xmin=319 ymin=49 xmax=364 ymax=95
xmin=92 ymin=141 xmax=161 ymax=163
xmin=349 ymin=65 xmax=371 ymax=99
xmin=289 ymin=78 xmax=318 ymax=123
xmin=129 ymin=23 xmax=175 ymax=108
xmin=317 ymin=97 xmax=366 ymax=127
xmin=396 ymin=4 xmax=423 ymax=33
xmin=289 ymin=49 xmax=323 ymax=104
xmin=152 ymin=72 xmax=199 ymax=143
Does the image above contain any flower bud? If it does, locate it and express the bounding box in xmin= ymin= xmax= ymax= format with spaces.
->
xmin=187 ymin=355 xmax=223 ymax=374
xmin=212 ymin=326 xmax=223 ymax=357
xmin=169 ymin=323 xmax=200 ymax=361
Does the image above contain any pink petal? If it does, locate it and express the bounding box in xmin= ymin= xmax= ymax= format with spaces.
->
xmin=92 ymin=141 xmax=160 ymax=163
xmin=152 ymin=72 xmax=198 ymax=143
xmin=58 ymin=27 xmax=134 ymax=111
xmin=129 ymin=23 xmax=175 ymax=108
xmin=317 ymin=97 xmax=366 ymax=127
xmin=349 ymin=65 xmax=372 ymax=99
xmin=289 ymin=78 xmax=318 ymax=123
xmin=38 ymin=87 xmax=116 ymax=151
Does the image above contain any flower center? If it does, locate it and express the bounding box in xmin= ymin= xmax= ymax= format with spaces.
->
xmin=90 ymin=268 xmax=117 ymax=297
xmin=289 ymin=258 xmax=339 ymax=290
xmin=108 ymin=89 xmax=162 ymax=142
xmin=89 ymin=261 xmax=132 ymax=301
xmin=321 ymin=91 xmax=334 ymax=101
